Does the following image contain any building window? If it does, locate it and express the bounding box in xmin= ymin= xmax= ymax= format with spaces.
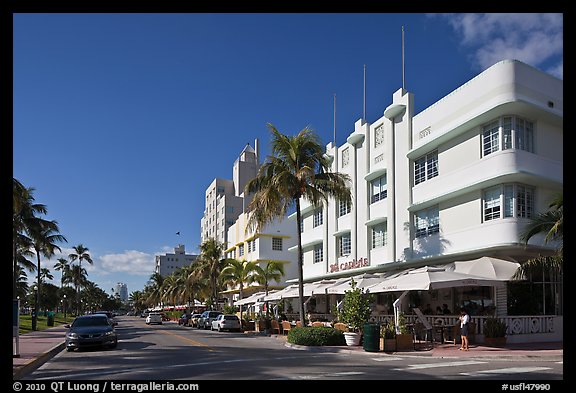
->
xmin=370 ymin=175 xmax=387 ymax=203
xmin=313 ymin=244 xmax=323 ymax=263
xmin=299 ymin=219 xmax=304 ymax=233
xmin=414 ymin=150 xmax=438 ymax=185
xmin=483 ymin=184 xmax=534 ymax=221
xmin=247 ymin=240 xmax=252 ymax=253
xmin=313 ymin=208 xmax=323 ymax=227
xmin=272 ymin=237 xmax=283 ymax=251
xmin=342 ymin=147 xmax=350 ymax=167
xmin=338 ymin=199 xmax=351 ymax=217
xmin=238 ymin=244 xmax=244 ymax=257
xmin=374 ymin=123 xmax=385 ymax=147
xmin=338 ymin=234 xmax=351 ymax=257
xmin=482 ymin=116 xmax=534 ymax=157
xmin=414 ymin=206 xmax=440 ymax=238
xmin=371 ymin=223 xmax=387 ymax=249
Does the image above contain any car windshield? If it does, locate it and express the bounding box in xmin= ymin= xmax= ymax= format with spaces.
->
xmin=224 ymin=316 xmax=238 ymax=320
xmin=73 ymin=317 xmax=110 ymax=327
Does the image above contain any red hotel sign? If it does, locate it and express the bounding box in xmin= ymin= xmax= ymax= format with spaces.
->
xmin=329 ymin=257 xmax=369 ymax=273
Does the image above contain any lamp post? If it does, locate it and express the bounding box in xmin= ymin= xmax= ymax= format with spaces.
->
xmin=32 ymin=285 xmax=38 ymax=331
xmin=63 ymin=294 xmax=67 ymax=321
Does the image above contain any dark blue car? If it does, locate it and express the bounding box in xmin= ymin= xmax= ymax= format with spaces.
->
xmin=65 ymin=314 xmax=118 ymax=352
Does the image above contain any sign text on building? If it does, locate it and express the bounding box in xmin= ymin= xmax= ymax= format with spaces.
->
xmin=329 ymin=257 xmax=369 ymax=273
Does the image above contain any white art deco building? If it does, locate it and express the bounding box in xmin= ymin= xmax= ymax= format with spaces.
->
xmin=292 ymin=60 xmax=562 ymax=317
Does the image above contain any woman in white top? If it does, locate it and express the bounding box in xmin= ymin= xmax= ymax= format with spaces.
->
xmin=459 ymin=308 xmax=470 ymax=351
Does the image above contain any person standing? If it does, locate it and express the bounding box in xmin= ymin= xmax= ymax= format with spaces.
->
xmin=459 ymin=308 xmax=470 ymax=351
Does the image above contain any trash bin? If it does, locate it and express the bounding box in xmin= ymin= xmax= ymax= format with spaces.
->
xmin=47 ymin=312 xmax=54 ymax=326
xmin=363 ymin=323 xmax=380 ymax=352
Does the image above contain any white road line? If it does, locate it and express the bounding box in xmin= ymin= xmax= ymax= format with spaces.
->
xmin=393 ymin=360 xmax=486 ymax=370
xmin=460 ymin=366 xmax=552 ymax=376
xmin=371 ymin=357 xmax=404 ymax=361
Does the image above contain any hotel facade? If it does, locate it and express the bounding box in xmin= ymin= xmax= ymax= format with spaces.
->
xmin=289 ymin=60 xmax=562 ymax=340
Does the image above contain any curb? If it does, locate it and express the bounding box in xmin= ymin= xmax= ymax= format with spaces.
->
xmin=13 ymin=341 xmax=65 ymax=380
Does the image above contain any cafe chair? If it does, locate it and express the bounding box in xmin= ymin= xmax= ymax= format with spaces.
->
xmin=333 ymin=322 xmax=348 ymax=332
xmin=270 ymin=319 xmax=281 ymax=334
xmin=312 ymin=321 xmax=324 ymax=327
xmin=281 ymin=320 xmax=292 ymax=335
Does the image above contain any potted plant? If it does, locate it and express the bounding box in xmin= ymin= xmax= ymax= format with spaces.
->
xmin=483 ymin=317 xmax=508 ymax=347
xmin=380 ymin=320 xmax=397 ymax=352
xmin=395 ymin=312 xmax=413 ymax=351
xmin=337 ymin=278 xmax=373 ymax=346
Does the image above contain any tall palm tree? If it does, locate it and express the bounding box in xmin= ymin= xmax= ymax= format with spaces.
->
xmin=30 ymin=222 xmax=67 ymax=316
xmin=54 ymin=257 xmax=70 ymax=288
xmin=63 ymin=264 xmax=88 ymax=314
xmin=69 ymin=244 xmax=93 ymax=314
xmin=221 ymin=259 xmax=259 ymax=319
xmin=514 ymin=192 xmax=563 ymax=280
xmin=253 ymin=260 xmax=286 ymax=315
xmin=195 ymin=238 xmax=228 ymax=310
xmin=253 ymin=260 xmax=285 ymax=296
xmin=14 ymin=265 xmax=29 ymax=301
xmin=144 ymin=272 xmax=165 ymax=309
xmin=39 ymin=268 xmax=54 ymax=284
xmin=12 ymin=178 xmax=58 ymax=298
xmin=245 ymin=124 xmax=352 ymax=326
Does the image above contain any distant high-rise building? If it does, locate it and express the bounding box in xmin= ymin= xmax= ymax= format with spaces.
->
xmin=114 ymin=282 xmax=128 ymax=302
xmin=155 ymin=244 xmax=198 ymax=278
xmin=200 ymin=140 xmax=259 ymax=246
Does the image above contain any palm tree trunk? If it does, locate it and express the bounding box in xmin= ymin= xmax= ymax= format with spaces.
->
xmin=295 ymin=198 xmax=305 ymax=327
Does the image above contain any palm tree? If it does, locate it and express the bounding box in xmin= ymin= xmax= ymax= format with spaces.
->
xmin=514 ymin=192 xmax=563 ymax=280
xmin=14 ymin=265 xmax=29 ymax=301
xmin=253 ymin=260 xmax=285 ymax=316
xmin=12 ymin=178 xmax=58 ymax=298
xmin=54 ymin=257 xmax=70 ymax=288
xmin=39 ymin=268 xmax=54 ymax=284
xmin=30 ymin=222 xmax=67 ymax=316
xmin=69 ymin=244 xmax=93 ymax=314
xmin=144 ymin=272 xmax=165 ymax=309
xmin=245 ymin=124 xmax=352 ymax=326
xmin=64 ymin=264 xmax=88 ymax=314
xmin=221 ymin=259 xmax=259 ymax=319
xmin=195 ymin=238 xmax=228 ymax=310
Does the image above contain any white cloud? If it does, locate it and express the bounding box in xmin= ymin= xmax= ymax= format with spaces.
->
xmin=99 ymin=250 xmax=156 ymax=276
xmin=432 ymin=13 xmax=563 ymax=78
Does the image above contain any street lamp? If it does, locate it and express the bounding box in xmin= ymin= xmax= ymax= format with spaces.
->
xmin=63 ymin=294 xmax=67 ymax=321
xmin=32 ymin=285 xmax=38 ymax=331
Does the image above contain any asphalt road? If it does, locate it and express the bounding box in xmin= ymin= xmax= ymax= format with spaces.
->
xmin=23 ymin=316 xmax=563 ymax=382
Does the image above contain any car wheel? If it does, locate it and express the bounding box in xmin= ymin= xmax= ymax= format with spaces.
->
xmin=109 ymin=340 xmax=118 ymax=349
xmin=217 ymin=326 xmax=221 ymax=332
xmin=66 ymin=347 xmax=74 ymax=352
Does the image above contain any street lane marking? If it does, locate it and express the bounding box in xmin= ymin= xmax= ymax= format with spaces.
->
xmin=393 ymin=360 xmax=486 ymax=370
xmin=460 ymin=366 xmax=552 ymax=376
xmin=158 ymin=329 xmax=215 ymax=351
xmin=371 ymin=357 xmax=403 ymax=361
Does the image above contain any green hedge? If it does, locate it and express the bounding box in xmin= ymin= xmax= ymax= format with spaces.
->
xmin=287 ymin=326 xmax=346 ymax=346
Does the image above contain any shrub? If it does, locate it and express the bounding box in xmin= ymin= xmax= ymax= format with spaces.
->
xmin=287 ymin=326 xmax=346 ymax=346
xmin=381 ymin=320 xmax=396 ymax=338
xmin=483 ymin=317 xmax=508 ymax=338
xmin=335 ymin=278 xmax=373 ymax=333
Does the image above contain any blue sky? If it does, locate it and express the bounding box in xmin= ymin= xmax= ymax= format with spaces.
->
xmin=12 ymin=13 xmax=563 ymax=296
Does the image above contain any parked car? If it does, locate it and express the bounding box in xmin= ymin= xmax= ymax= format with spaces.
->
xmin=178 ymin=313 xmax=191 ymax=326
xmin=93 ymin=311 xmax=117 ymax=326
xmin=189 ymin=313 xmax=203 ymax=328
xmin=65 ymin=314 xmax=118 ymax=352
xmin=211 ymin=314 xmax=241 ymax=332
xmin=146 ymin=312 xmax=163 ymax=325
xmin=197 ymin=311 xmax=223 ymax=330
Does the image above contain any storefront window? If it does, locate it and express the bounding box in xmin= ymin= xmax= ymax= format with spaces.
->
xmin=453 ymin=286 xmax=495 ymax=316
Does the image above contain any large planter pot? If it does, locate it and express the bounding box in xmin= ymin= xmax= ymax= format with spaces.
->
xmin=484 ymin=337 xmax=507 ymax=347
xmin=344 ymin=332 xmax=362 ymax=346
xmin=383 ymin=337 xmax=397 ymax=352
xmin=396 ymin=333 xmax=413 ymax=351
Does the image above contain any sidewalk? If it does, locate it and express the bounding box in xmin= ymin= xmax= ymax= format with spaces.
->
xmin=13 ymin=324 xmax=563 ymax=379
xmin=13 ymin=325 xmax=68 ymax=379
